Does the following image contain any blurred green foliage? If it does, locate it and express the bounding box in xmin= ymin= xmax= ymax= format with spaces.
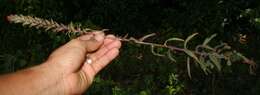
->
xmin=0 ymin=0 xmax=260 ymax=95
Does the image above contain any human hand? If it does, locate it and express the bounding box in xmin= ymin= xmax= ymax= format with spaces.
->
xmin=45 ymin=31 xmax=121 ymax=94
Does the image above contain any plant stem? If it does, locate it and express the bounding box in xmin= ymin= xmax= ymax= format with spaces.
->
xmin=118 ymin=38 xmax=187 ymax=54
xmin=118 ymin=37 xmax=256 ymax=66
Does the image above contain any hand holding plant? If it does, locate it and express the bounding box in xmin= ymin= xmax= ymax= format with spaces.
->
xmin=7 ymin=14 xmax=256 ymax=78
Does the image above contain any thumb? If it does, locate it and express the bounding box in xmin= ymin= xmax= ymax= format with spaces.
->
xmin=46 ymin=32 xmax=105 ymax=73
xmin=73 ymin=31 xmax=105 ymax=52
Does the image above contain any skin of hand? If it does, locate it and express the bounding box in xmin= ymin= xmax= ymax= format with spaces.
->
xmin=0 ymin=31 xmax=121 ymax=95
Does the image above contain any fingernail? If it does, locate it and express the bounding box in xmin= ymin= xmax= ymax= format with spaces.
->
xmin=106 ymin=35 xmax=116 ymax=38
xmin=106 ymin=35 xmax=117 ymax=40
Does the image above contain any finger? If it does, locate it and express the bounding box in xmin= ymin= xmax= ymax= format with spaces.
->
xmin=85 ymin=34 xmax=120 ymax=62
xmin=88 ymin=48 xmax=120 ymax=74
xmin=105 ymin=34 xmax=117 ymax=41
xmin=100 ymin=34 xmax=117 ymax=47
xmin=49 ymin=32 xmax=104 ymax=61
xmin=69 ymin=32 xmax=105 ymax=52
xmin=88 ymin=39 xmax=121 ymax=62
xmin=101 ymin=35 xmax=117 ymax=49
xmin=48 ymin=34 xmax=92 ymax=61
xmin=74 ymin=48 xmax=119 ymax=93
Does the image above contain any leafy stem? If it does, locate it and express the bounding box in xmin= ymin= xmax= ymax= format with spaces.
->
xmin=119 ymin=36 xmax=185 ymax=52
xmin=7 ymin=14 xmax=257 ymax=76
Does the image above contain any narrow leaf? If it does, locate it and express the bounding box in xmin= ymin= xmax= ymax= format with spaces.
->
xmin=151 ymin=46 xmax=165 ymax=57
xmin=184 ymin=49 xmax=207 ymax=72
xmin=164 ymin=37 xmax=184 ymax=46
xmin=187 ymin=57 xmax=192 ymax=79
xmin=209 ymin=53 xmax=222 ymax=71
xmin=206 ymin=60 xmax=214 ymax=69
xmin=184 ymin=33 xmax=198 ymax=49
xmin=235 ymin=52 xmax=255 ymax=65
xmin=139 ymin=33 xmax=156 ymax=41
xmin=203 ymin=34 xmax=217 ymax=46
xmin=184 ymin=49 xmax=199 ymax=61
xmin=167 ymin=50 xmax=177 ymax=62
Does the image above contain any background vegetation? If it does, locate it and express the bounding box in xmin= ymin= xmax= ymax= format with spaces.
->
xmin=0 ymin=0 xmax=260 ymax=94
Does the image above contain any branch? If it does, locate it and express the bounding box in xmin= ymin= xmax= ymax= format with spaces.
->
xmin=7 ymin=14 xmax=257 ymax=75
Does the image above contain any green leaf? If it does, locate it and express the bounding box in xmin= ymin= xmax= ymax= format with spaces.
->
xmin=184 ymin=49 xmax=199 ymax=62
xmin=235 ymin=52 xmax=247 ymax=60
xmin=230 ymin=51 xmax=245 ymax=62
xmin=164 ymin=37 xmax=184 ymax=45
xmin=202 ymin=45 xmax=215 ymax=51
xmin=139 ymin=33 xmax=156 ymax=41
xmin=206 ymin=60 xmax=214 ymax=69
xmin=209 ymin=53 xmax=222 ymax=71
xmin=205 ymin=68 xmax=211 ymax=75
xmin=203 ymin=34 xmax=217 ymax=46
xmin=167 ymin=50 xmax=177 ymax=62
xmin=184 ymin=33 xmax=198 ymax=49
xmin=184 ymin=49 xmax=207 ymax=72
xmin=187 ymin=57 xmax=192 ymax=79
xmin=151 ymin=46 xmax=165 ymax=57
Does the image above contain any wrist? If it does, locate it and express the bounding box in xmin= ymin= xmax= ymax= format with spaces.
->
xmin=22 ymin=62 xmax=65 ymax=95
xmin=0 ymin=62 xmax=66 ymax=95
